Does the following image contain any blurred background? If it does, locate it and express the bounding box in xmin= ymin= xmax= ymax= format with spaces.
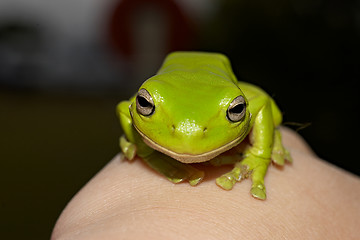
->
xmin=1 ymin=0 xmax=359 ymax=239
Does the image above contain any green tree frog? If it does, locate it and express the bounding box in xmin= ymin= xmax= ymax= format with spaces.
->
xmin=117 ymin=52 xmax=292 ymax=200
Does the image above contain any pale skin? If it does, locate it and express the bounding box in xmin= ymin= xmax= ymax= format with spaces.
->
xmin=51 ymin=128 xmax=360 ymax=240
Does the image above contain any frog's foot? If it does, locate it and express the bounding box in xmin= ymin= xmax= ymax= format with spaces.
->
xmin=143 ymin=151 xmax=204 ymax=186
xmin=187 ymin=170 xmax=205 ymax=186
xmin=272 ymin=148 xmax=292 ymax=166
xmin=241 ymin=156 xmax=270 ymax=200
xmin=217 ymin=154 xmax=270 ymax=200
xmin=215 ymin=164 xmax=250 ymax=190
xmin=271 ymin=129 xmax=292 ymax=165
xmin=120 ymin=135 xmax=136 ymax=160
xmin=165 ymin=165 xmax=204 ymax=186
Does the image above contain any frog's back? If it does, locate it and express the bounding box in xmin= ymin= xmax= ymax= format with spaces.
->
xmin=157 ymin=52 xmax=238 ymax=86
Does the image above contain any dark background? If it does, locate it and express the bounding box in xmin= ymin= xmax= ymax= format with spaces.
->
xmin=1 ymin=0 xmax=359 ymax=239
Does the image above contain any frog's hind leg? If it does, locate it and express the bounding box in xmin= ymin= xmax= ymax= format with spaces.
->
xmin=271 ymin=128 xmax=292 ymax=166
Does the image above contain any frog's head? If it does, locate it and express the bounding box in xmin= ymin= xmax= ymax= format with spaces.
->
xmin=129 ymin=72 xmax=251 ymax=163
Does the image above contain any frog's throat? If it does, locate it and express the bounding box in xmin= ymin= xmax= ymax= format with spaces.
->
xmin=133 ymin=123 xmax=249 ymax=164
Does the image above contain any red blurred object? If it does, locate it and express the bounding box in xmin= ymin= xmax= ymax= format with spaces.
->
xmin=108 ymin=0 xmax=194 ymax=58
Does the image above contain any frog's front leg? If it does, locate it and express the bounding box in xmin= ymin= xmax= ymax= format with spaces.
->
xmin=120 ymin=135 xmax=204 ymax=186
xmin=117 ymin=100 xmax=153 ymax=158
xmin=142 ymin=151 xmax=204 ymax=186
xmin=117 ymin=101 xmax=204 ymax=186
xmin=216 ymin=99 xmax=274 ymax=200
xmin=120 ymin=135 xmax=136 ymax=160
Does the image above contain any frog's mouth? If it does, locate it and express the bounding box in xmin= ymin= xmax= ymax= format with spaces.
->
xmin=133 ymin=124 xmax=249 ymax=164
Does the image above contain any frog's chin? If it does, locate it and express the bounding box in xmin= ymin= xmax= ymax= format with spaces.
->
xmin=143 ymin=135 xmax=243 ymax=163
xmin=134 ymin=126 xmax=246 ymax=164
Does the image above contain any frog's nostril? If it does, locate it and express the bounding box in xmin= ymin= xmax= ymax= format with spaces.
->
xmin=203 ymin=127 xmax=207 ymax=133
xmin=171 ymin=124 xmax=176 ymax=132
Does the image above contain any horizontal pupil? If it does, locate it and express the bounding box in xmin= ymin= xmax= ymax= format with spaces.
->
xmin=137 ymin=96 xmax=152 ymax=108
xmin=230 ymin=104 xmax=244 ymax=114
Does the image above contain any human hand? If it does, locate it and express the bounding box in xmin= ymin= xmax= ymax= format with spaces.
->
xmin=51 ymin=128 xmax=360 ymax=240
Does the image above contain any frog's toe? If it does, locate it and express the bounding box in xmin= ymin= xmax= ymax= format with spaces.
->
xmin=271 ymin=151 xmax=285 ymax=166
xmin=251 ymin=183 xmax=266 ymax=200
xmin=189 ymin=170 xmax=205 ymax=186
xmin=166 ymin=169 xmax=188 ymax=184
xmin=271 ymin=148 xmax=293 ymax=166
xmin=166 ymin=166 xmax=204 ymax=186
xmin=120 ymin=136 xmax=136 ymax=160
xmin=285 ymin=149 xmax=293 ymax=163
xmin=124 ymin=145 xmax=136 ymax=160
xmin=167 ymin=177 xmax=184 ymax=184
xmin=216 ymin=174 xmax=236 ymax=190
xmin=216 ymin=164 xmax=250 ymax=190
xmin=216 ymin=175 xmax=236 ymax=190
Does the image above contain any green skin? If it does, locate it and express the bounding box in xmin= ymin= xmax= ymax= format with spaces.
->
xmin=117 ymin=52 xmax=292 ymax=200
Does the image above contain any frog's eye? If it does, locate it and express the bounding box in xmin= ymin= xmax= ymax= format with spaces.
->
xmin=227 ymin=96 xmax=246 ymax=122
xmin=136 ymin=88 xmax=155 ymax=116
